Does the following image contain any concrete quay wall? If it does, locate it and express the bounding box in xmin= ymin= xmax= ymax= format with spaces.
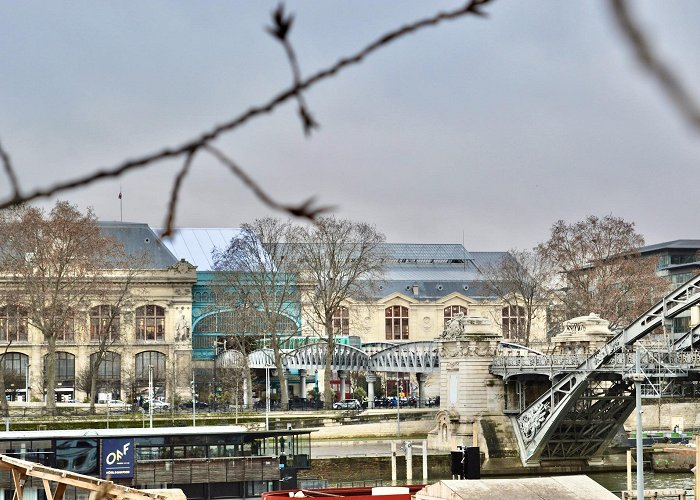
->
xmin=624 ymin=401 xmax=700 ymax=432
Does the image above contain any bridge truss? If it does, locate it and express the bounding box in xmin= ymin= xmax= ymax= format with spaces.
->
xmin=247 ymin=340 xmax=440 ymax=374
xmin=494 ymin=273 xmax=700 ymax=465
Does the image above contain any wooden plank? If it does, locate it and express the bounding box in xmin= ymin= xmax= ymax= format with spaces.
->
xmin=41 ymin=479 xmax=54 ymax=500
xmin=53 ymin=482 xmax=66 ymax=500
xmin=11 ymin=469 xmax=25 ymax=500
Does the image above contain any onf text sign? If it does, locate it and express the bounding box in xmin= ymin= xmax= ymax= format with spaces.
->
xmin=101 ymin=438 xmax=134 ymax=478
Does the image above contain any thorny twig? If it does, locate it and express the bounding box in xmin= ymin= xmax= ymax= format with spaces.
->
xmin=267 ymin=4 xmax=319 ymax=135
xmin=205 ymin=145 xmax=334 ymax=219
xmin=610 ymin=0 xmax=700 ymax=130
xmin=161 ymin=149 xmax=197 ymax=238
xmin=0 ymin=0 xmax=492 ymax=226
xmin=0 ymin=139 xmax=19 ymax=199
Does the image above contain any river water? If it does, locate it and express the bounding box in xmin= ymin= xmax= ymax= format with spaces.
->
xmin=588 ymin=470 xmax=694 ymax=497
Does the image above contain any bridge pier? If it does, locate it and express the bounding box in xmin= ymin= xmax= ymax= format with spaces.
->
xmin=427 ymin=316 xmax=519 ymax=466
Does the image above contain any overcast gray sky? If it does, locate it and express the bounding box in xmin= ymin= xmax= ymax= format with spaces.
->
xmin=1 ymin=1 xmax=699 ymax=251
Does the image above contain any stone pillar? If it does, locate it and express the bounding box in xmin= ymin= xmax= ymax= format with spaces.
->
xmin=338 ymin=370 xmax=348 ymax=400
xmin=283 ymin=368 xmax=291 ymax=400
xmin=428 ymin=315 xmax=504 ymax=454
xmin=299 ymin=369 xmax=307 ymax=400
xmin=366 ymin=373 xmax=377 ymax=408
xmin=417 ymin=373 xmax=427 ymax=408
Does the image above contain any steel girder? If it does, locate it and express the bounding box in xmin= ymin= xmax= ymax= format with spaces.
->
xmin=370 ymin=341 xmax=440 ymax=374
xmin=492 ymin=350 xmax=696 ymax=379
xmin=283 ymin=342 xmax=371 ymax=371
xmin=672 ymin=323 xmax=700 ymax=351
xmin=529 ymin=377 xmax=635 ymax=463
xmin=515 ymin=273 xmax=700 ymax=464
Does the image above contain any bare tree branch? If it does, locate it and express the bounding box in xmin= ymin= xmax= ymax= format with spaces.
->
xmin=204 ymin=144 xmax=334 ymax=218
xmin=0 ymin=0 xmax=492 ymax=221
xmin=0 ymin=139 xmax=20 ymax=199
xmin=610 ymin=0 xmax=700 ymax=130
xmin=161 ymin=149 xmax=197 ymax=238
xmin=267 ymin=4 xmax=319 ymax=135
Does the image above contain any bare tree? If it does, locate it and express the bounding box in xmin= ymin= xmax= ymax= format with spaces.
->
xmin=538 ymin=214 xmax=668 ymax=331
xmin=295 ymin=217 xmax=386 ymax=409
xmin=213 ymin=218 xmax=302 ymax=409
xmin=481 ymin=248 xmax=555 ymax=347
xmin=0 ymin=201 xmax=127 ymax=414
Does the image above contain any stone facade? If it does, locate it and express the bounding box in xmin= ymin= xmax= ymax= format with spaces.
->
xmin=4 ymin=262 xmax=196 ymax=403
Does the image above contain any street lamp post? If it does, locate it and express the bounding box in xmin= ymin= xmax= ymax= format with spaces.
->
xmin=25 ymin=364 xmax=30 ymax=403
xmin=314 ymin=369 xmax=319 ymax=408
xmin=191 ymin=371 xmax=196 ymax=427
xmin=265 ymin=355 xmax=270 ymax=431
xmin=148 ymin=364 xmax=154 ymax=429
xmin=396 ymin=371 xmax=401 ymax=437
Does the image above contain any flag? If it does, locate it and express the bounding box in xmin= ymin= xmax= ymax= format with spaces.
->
xmin=118 ymin=191 xmax=122 ymax=200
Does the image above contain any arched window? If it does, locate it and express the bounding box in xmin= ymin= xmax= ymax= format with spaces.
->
xmin=0 ymin=306 xmax=28 ymax=342
xmin=444 ymin=305 xmax=468 ymax=327
xmin=2 ymin=353 xmax=28 ymax=401
xmin=90 ymin=305 xmax=120 ymax=341
xmin=135 ymin=305 xmax=165 ymax=341
xmin=90 ymin=352 xmax=121 ymax=380
xmin=44 ymin=352 xmax=76 ymax=386
xmin=193 ymin=310 xmax=297 ymax=335
xmin=2 ymin=352 xmax=28 ymax=382
xmin=385 ymin=305 xmax=409 ymax=340
xmin=502 ymin=305 xmax=526 ymax=341
xmin=333 ymin=307 xmax=350 ymax=336
xmin=89 ymin=351 xmax=121 ymax=399
xmin=135 ymin=351 xmax=166 ymax=386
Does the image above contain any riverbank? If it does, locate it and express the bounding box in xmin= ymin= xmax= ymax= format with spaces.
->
xmin=304 ymin=415 xmax=634 ymax=484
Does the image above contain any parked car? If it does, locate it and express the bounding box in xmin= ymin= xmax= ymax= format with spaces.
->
xmin=106 ymin=399 xmax=130 ymax=412
xmin=178 ymin=400 xmax=209 ymax=410
xmin=333 ymin=399 xmax=361 ymax=410
xmin=142 ymin=400 xmax=170 ymax=412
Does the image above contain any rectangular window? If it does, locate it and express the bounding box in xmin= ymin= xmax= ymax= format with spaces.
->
xmin=673 ymin=316 xmax=691 ymax=334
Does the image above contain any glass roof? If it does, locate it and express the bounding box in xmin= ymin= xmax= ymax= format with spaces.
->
xmin=381 ymin=243 xmax=473 ymax=263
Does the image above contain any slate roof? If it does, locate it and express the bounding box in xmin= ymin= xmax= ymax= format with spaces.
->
xmin=640 ymin=240 xmax=700 ymax=253
xmin=375 ymin=245 xmax=509 ymax=300
xmin=144 ymin=230 xmax=510 ymax=300
xmin=381 ymin=243 xmax=473 ymax=262
xmin=97 ymin=221 xmax=178 ymax=269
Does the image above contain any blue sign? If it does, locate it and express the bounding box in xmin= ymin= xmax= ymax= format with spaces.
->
xmin=101 ymin=438 xmax=134 ymax=478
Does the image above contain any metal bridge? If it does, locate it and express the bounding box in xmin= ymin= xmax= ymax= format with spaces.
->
xmin=491 ymin=273 xmax=700 ymax=465
xmin=247 ymin=341 xmax=440 ymax=374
